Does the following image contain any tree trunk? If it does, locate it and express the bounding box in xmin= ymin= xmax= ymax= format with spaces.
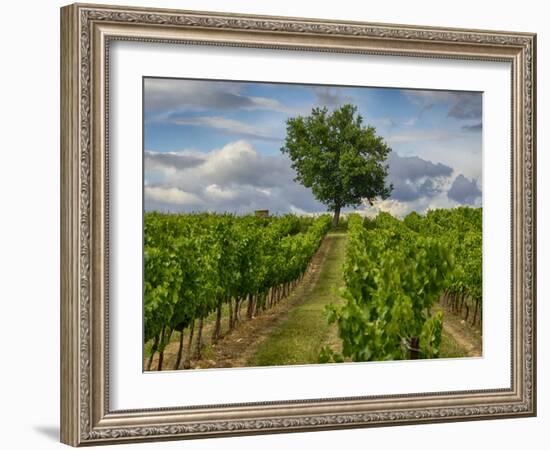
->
xmin=157 ymin=351 xmax=164 ymax=371
xmin=234 ymin=297 xmax=240 ymax=323
xmin=247 ymin=294 xmax=254 ymax=319
xmin=183 ymin=321 xmax=194 ymax=369
xmin=460 ymin=293 xmax=466 ymax=314
xmin=409 ymin=336 xmax=420 ymax=360
xmin=267 ymin=288 xmax=273 ymax=308
xmin=146 ymin=334 xmax=160 ymax=371
xmin=212 ymin=298 xmax=222 ymax=343
xmin=194 ymin=317 xmax=204 ymax=359
xmin=157 ymin=327 xmax=166 ymax=371
xmin=174 ymin=329 xmax=185 ymax=370
xmin=332 ymin=205 xmax=341 ymax=227
xmin=229 ymin=298 xmax=235 ymax=330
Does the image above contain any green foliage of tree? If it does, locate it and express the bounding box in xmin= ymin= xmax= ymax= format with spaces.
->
xmin=281 ymin=104 xmax=393 ymax=226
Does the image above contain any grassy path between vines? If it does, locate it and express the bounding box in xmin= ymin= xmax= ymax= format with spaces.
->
xmin=246 ymin=230 xmax=477 ymax=365
xmin=246 ymin=232 xmax=347 ymax=367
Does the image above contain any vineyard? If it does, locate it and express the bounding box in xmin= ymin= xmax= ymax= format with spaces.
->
xmin=144 ymin=207 xmax=482 ymax=370
xmin=144 ymin=212 xmax=332 ymax=370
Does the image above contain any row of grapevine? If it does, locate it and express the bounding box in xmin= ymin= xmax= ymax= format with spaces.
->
xmin=144 ymin=212 xmax=332 ymax=370
xmin=323 ymin=207 xmax=481 ymax=363
xmin=403 ymin=207 xmax=482 ymax=326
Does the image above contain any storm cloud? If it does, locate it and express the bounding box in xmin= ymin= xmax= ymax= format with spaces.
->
xmin=461 ymin=123 xmax=483 ymax=133
xmin=387 ymin=152 xmax=453 ymax=202
xmin=145 ymin=151 xmax=204 ymax=171
xmin=144 ymin=78 xmax=290 ymax=113
xmin=405 ymin=90 xmax=482 ymax=121
xmin=447 ymin=174 xmax=482 ymax=205
xmin=312 ymin=86 xmax=352 ymax=109
xmin=448 ymin=94 xmax=482 ymax=120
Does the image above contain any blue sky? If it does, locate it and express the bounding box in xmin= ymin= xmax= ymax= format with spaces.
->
xmin=144 ymin=77 xmax=482 ymax=217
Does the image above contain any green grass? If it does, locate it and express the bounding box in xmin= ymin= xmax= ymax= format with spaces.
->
xmin=247 ymin=233 xmax=348 ymax=367
xmin=439 ymin=330 xmax=467 ymax=358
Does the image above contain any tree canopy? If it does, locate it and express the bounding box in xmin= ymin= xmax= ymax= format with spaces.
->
xmin=280 ymin=104 xmax=393 ymax=225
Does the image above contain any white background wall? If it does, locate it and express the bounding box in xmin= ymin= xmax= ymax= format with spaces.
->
xmin=0 ymin=0 xmax=546 ymax=449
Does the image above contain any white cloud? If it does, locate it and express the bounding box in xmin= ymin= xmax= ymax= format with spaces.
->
xmin=386 ymin=130 xmax=461 ymax=144
xmin=145 ymin=186 xmax=202 ymax=206
xmin=365 ymin=199 xmax=412 ymax=218
xmin=358 ymin=182 xmax=460 ymax=219
xmin=248 ymin=96 xmax=293 ymax=113
xmin=205 ymin=184 xmax=239 ymax=201
xmin=372 ymin=116 xmax=418 ymax=129
xmin=170 ymin=116 xmax=280 ymax=141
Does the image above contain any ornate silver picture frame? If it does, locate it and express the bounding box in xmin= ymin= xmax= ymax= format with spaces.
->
xmin=60 ymin=3 xmax=536 ymax=446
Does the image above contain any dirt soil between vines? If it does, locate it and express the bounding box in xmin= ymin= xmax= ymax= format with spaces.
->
xmin=436 ymin=303 xmax=483 ymax=357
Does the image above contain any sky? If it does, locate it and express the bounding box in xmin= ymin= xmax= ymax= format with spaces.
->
xmin=143 ymin=77 xmax=482 ymax=218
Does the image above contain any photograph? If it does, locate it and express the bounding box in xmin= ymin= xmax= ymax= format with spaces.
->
xmin=142 ymin=78 xmax=483 ymax=371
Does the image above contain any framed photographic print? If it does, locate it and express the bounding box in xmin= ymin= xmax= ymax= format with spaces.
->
xmin=60 ymin=3 xmax=537 ymax=446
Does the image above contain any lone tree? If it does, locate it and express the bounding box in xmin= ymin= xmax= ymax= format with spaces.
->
xmin=281 ymin=104 xmax=393 ymax=226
